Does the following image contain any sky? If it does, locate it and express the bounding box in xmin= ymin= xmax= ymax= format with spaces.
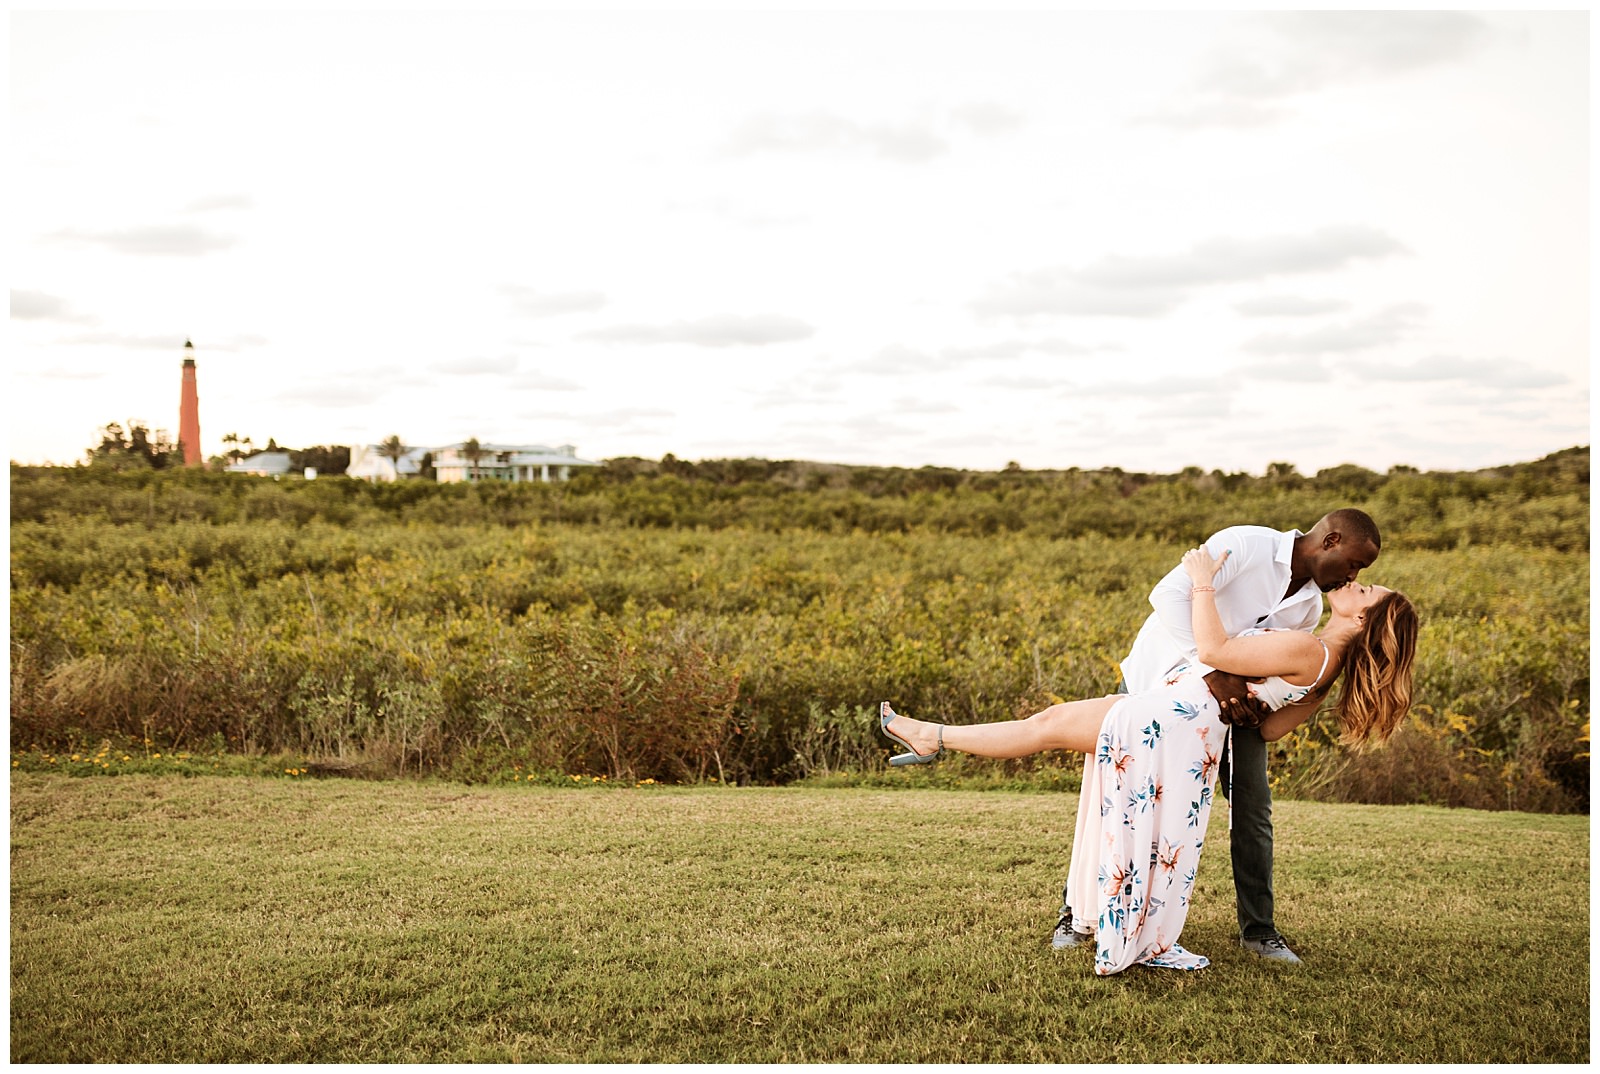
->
xmin=9 ymin=8 xmax=1592 ymax=475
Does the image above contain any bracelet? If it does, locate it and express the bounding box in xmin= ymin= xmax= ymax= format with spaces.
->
xmin=1192 ymin=586 xmax=1215 ymax=593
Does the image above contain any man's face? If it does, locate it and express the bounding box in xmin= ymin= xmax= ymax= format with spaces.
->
xmin=1311 ymin=536 xmax=1380 ymax=592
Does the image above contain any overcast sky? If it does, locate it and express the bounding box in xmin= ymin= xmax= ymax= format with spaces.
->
xmin=9 ymin=9 xmax=1591 ymax=474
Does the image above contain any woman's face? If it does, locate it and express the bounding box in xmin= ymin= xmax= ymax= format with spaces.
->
xmin=1329 ymin=580 xmax=1392 ymax=619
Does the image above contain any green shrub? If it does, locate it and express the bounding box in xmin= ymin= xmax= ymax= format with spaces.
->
xmin=8 ymin=450 xmax=1588 ymax=808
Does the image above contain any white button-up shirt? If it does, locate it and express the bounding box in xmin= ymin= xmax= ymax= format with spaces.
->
xmin=1118 ymin=525 xmax=1324 ymax=694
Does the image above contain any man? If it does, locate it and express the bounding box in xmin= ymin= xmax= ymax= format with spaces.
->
xmin=1051 ymin=508 xmax=1382 ymax=963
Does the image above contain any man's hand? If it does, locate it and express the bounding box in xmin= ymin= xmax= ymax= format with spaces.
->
xmin=1203 ymin=669 xmax=1270 ymax=729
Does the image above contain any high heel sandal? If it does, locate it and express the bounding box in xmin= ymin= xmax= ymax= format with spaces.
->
xmin=879 ymin=701 xmax=944 ymax=766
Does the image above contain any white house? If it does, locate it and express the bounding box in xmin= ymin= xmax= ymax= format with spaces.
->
xmin=432 ymin=442 xmax=600 ymax=484
xmin=224 ymin=451 xmax=294 ymax=477
xmin=347 ymin=443 xmax=428 ymax=482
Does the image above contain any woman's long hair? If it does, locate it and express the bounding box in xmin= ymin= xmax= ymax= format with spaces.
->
xmin=1334 ymin=590 xmax=1418 ymax=749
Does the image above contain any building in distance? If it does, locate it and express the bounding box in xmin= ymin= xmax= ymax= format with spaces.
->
xmin=342 ymin=441 xmax=599 ymax=483
xmin=224 ymin=451 xmax=294 ymax=477
xmin=346 ymin=444 xmax=429 ymax=482
xmin=431 ymin=442 xmax=600 ymax=484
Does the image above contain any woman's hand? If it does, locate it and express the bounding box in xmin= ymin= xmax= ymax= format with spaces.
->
xmin=1182 ymin=546 xmax=1229 ymax=589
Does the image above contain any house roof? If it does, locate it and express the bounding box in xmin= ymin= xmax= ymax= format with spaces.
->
xmin=504 ymin=452 xmax=600 ymax=466
xmin=225 ymin=451 xmax=293 ymax=474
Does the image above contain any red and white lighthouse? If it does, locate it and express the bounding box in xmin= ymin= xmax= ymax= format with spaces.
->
xmin=178 ymin=339 xmax=203 ymax=467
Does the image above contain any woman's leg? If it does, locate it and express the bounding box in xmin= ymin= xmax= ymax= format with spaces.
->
xmin=885 ymin=696 xmax=1120 ymax=759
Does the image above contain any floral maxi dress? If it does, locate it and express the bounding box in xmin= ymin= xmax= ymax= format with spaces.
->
xmin=1063 ymin=670 xmax=1227 ymax=975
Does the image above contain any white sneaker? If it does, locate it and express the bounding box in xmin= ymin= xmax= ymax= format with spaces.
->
xmin=1240 ymin=935 xmax=1302 ymax=963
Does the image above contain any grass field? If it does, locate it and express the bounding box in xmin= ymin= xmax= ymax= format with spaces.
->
xmin=9 ymin=773 xmax=1589 ymax=1063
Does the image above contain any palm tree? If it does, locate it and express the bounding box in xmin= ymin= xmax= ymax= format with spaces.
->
xmin=463 ymin=437 xmax=485 ymax=482
xmin=379 ymin=434 xmax=407 ymax=480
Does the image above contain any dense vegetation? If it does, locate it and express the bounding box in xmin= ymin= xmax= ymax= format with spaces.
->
xmin=9 ymin=447 xmax=1589 ymax=811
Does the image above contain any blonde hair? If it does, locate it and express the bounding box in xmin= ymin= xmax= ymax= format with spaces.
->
xmin=1334 ymin=590 xmax=1418 ymax=750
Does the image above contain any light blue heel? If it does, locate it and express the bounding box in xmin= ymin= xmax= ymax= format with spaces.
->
xmin=879 ymin=701 xmax=944 ymax=766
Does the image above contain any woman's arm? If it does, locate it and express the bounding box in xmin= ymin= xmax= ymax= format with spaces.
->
xmin=1148 ymin=533 xmax=1242 ymax=659
xmin=1258 ymin=684 xmax=1334 ymax=742
xmin=1181 ymin=547 xmax=1323 ymax=683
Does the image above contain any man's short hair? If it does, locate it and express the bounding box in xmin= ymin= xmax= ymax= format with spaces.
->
xmin=1326 ymin=507 xmax=1381 ymax=550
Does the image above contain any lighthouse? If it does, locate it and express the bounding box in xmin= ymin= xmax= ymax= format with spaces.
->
xmin=178 ymin=339 xmax=203 ymax=467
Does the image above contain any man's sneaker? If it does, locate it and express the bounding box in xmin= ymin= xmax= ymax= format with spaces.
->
xmin=1241 ymin=935 xmax=1302 ymax=963
xmin=1051 ymin=913 xmax=1090 ymax=950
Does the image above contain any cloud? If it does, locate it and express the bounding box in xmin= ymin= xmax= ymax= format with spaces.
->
xmin=744 ymin=371 xmax=846 ymax=410
xmin=202 ymin=334 xmax=270 ymax=352
xmin=53 ymin=224 xmax=239 ymax=256
xmin=1234 ymin=295 xmax=1352 ymax=318
xmin=48 ymin=330 xmax=263 ymax=353
xmin=787 ymin=412 xmax=924 ymax=441
xmin=1234 ymin=358 xmax=1334 ymax=383
xmin=1195 ymin=12 xmax=1493 ymax=101
xmin=272 ymin=381 xmax=391 ymax=408
xmin=857 ymin=337 xmax=1112 ymax=376
xmin=1346 ymin=354 xmax=1568 ymax=389
xmin=1217 ymin=423 xmax=1344 ymax=465
xmin=1138 ymin=394 xmax=1241 ymax=423
xmin=853 ymin=345 xmax=937 ymax=374
xmin=508 ymin=370 xmax=584 ymax=392
xmin=29 ymin=366 xmax=107 ymax=381
xmin=11 ymin=289 xmax=96 ymax=324
xmin=949 ymin=102 xmax=1025 ymax=135
xmin=185 ymin=193 xmax=254 ymax=213
xmin=982 ymin=373 xmax=1066 ymax=390
xmin=673 ymin=196 xmax=809 ymax=230
xmin=722 ymin=100 xmax=1023 ymax=162
xmin=572 ymin=407 xmax=676 ymax=430
xmin=1078 ymin=227 xmax=1407 ymax=288
xmin=1133 ymin=101 xmax=1288 ymax=131
xmin=58 ymin=330 xmax=186 ymax=350
xmin=973 ymin=227 xmax=1404 ymax=320
xmin=972 ymin=270 xmax=1188 ymax=318
xmin=943 ymin=338 xmax=1102 ymax=361
xmin=1241 ymin=303 xmax=1426 ymax=355
xmin=887 ymin=395 xmax=961 ymax=415
xmin=725 ymin=111 xmax=947 ymax=162
xmin=1146 ymin=13 xmax=1495 ymax=131
xmin=430 ymin=354 xmax=520 ymax=376
xmin=500 ymin=285 xmax=607 ymax=318
xmin=579 ymin=315 xmax=814 ymax=348
xmin=1072 ymin=375 xmax=1230 ymax=401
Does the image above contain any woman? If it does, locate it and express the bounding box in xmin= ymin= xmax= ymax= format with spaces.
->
xmin=879 ymin=546 xmax=1417 ymax=975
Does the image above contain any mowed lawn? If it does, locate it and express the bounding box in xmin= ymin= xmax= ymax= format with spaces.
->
xmin=9 ymin=774 xmax=1588 ymax=1063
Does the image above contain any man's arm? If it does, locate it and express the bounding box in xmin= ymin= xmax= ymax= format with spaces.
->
xmin=1205 ymin=669 xmax=1271 ymax=728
